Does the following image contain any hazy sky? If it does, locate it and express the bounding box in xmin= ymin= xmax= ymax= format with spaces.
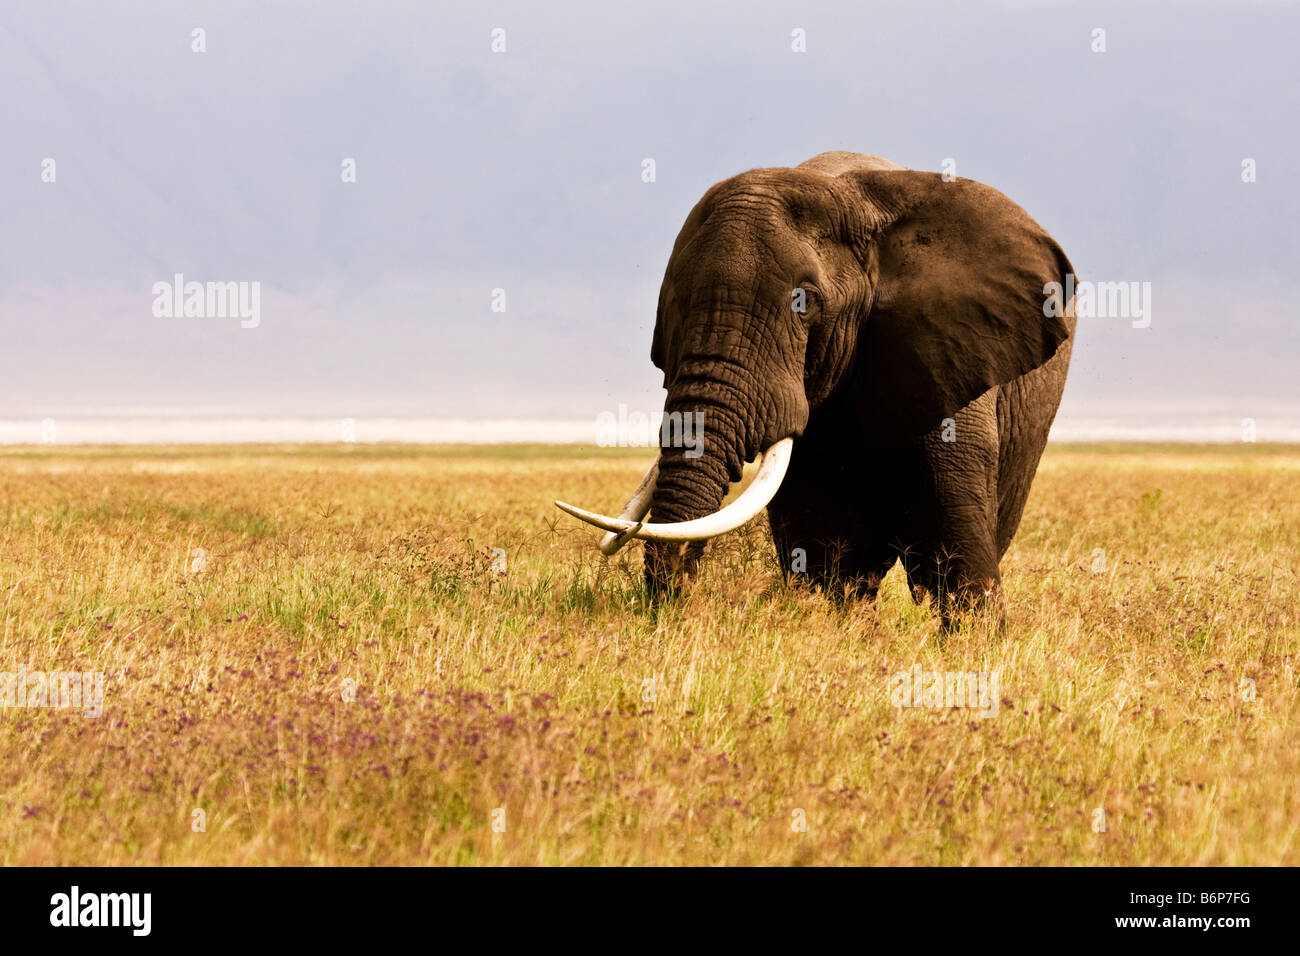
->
xmin=2 ymin=0 xmax=1297 ymax=439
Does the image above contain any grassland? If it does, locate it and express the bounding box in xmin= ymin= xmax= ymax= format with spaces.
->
xmin=0 ymin=442 xmax=1296 ymax=865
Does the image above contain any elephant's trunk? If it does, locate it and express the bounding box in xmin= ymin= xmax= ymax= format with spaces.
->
xmin=643 ymin=382 xmax=755 ymax=593
xmin=552 ymin=327 xmax=805 ymax=591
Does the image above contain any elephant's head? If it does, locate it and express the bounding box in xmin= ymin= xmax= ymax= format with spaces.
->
xmin=557 ymin=152 xmax=1073 ymax=594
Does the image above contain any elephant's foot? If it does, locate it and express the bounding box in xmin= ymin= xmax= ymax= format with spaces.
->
xmin=937 ymin=581 xmax=1007 ymax=632
xmin=902 ymin=548 xmax=1005 ymax=631
xmin=643 ymin=539 xmax=707 ymax=601
xmin=772 ymin=529 xmax=897 ymax=605
xmin=816 ymin=569 xmax=888 ymax=607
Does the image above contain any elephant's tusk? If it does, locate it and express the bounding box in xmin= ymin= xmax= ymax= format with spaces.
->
xmin=595 ymin=456 xmax=659 ymax=555
xmin=555 ymin=438 xmax=793 ymax=547
xmin=601 ymin=518 xmax=646 ymax=555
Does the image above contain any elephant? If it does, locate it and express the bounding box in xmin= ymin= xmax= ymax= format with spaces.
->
xmin=557 ymin=151 xmax=1076 ymax=625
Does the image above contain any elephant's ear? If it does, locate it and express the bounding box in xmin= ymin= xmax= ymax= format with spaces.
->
xmin=846 ymin=170 xmax=1074 ymax=439
xmin=650 ymin=288 xmax=669 ymax=381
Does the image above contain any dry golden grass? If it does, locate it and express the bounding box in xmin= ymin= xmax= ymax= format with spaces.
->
xmin=0 ymin=442 xmax=1296 ymax=865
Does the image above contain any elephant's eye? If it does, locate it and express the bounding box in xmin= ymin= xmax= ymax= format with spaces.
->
xmin=791 ymin=284 xmax=820 ymax=321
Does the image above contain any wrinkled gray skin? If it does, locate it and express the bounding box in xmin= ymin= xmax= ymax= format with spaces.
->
xmin=645 ymin=152 xmax=1075 ymax=624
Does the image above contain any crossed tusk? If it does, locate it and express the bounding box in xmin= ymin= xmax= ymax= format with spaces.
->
xmin=555 ymin=438 xmax=794 ymax=555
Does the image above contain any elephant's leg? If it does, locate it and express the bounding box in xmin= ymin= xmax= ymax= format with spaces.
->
xmin=906 ymin=391 xmax=1005 ymax=626
xmin=768 ymin=492 xmax=890 ymax=599
xmin=897 ymin=545 xmax=937 ymax=604
xmin=767 ymin=422 xmax=899 ymax=602
xmin=915 ymin=515 xmax=1003 ymax=625
xmin=900 ymin=524 xmax=1003 ymax=626
xmin=842 ymin=550 xmax=901 ymax=603
xmin=770 ymin=518 xmax=897 ymax=600
xmin=771 ymin=532 xmax=898 ymax=601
